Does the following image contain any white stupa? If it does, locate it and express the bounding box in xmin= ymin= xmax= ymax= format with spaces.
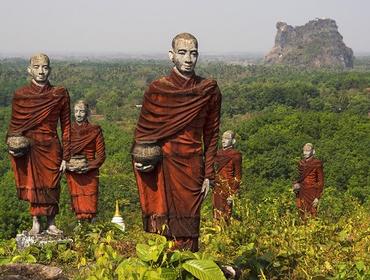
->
xmin=111 ymin=200 xmax=125 ymax=231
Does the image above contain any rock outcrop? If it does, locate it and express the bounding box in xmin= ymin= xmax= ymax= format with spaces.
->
xmin=264 ymin=18 xmax=353 ymax=68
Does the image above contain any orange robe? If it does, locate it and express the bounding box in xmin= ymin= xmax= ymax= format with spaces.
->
xmin=295 ymin=157 xmax=324 ymax=218
xmin=213 ymin=148 xmax=242 ymax=222
xmin=66 ymin=122 xmax=106 ymax=220
xmin=7 ymin=82 xmax=71 ymax=216
xmin=133 ymin=69 xmax=221 ymax=252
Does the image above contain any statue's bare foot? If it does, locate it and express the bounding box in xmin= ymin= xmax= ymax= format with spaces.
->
xmin=28 ymin=225 xmax=41 ymax=235
xmin=28 ymin=216 xmax=41 ymax=235
xmin=46 ymin=225 xmax=63 ymax=236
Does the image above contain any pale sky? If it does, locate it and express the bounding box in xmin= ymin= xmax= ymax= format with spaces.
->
xmin=0 ymin=0 xmax=369 ymax=55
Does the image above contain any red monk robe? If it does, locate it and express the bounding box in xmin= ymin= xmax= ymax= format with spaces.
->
xmin=7 ymin=82 xmax=71 ymax=216
xmin=213 ymin=148 xmax=242 ymax=222
xmin=133 ymin=69 xmax=221 ymax=252
xmin=66 ymin=122 xmax=105 ymax=220
xmin=295 ymin=157 xmax=324 ymax=218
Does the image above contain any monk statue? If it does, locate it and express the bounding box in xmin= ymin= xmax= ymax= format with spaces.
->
xmin=132 ymin=33 xmax=222 ymax=252
xmin=293 ymin=143 xmax=324 ymax=219
xmin=65 ymin=100 xmax=106 ymax=222
xmin=7 ymin=53 xmax=71 ymax=235
xmin=212 ymin=130 xmax=242 ymax=223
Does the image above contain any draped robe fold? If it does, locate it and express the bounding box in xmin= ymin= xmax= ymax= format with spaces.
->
xmin=7 ymin=82 xmax=71 ymax=216
xmin=66 ymin=122 xmax=106 ymax=219
xmin=133 ymin=69 xmax=221 ymax=252
xmin=212 ymin=148 xmax=242 ymax=221
xmin=295 ymin=157 xmax=324 ymax=218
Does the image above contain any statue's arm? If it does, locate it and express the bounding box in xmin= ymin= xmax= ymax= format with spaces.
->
xmin=203 ymin=86 xmax=222 ymax=181
xmin=60 ymin=90 xmax=71 ymax=162
xmin=88 ymin=128 xmax=106 ymax=170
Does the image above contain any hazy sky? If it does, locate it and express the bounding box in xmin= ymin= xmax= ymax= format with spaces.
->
xmin=0 ymin=0 xmax=369 ymax=55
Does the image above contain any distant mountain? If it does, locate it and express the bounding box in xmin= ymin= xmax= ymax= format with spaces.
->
xmin=264 ymin=18 xmax=353 ymax=68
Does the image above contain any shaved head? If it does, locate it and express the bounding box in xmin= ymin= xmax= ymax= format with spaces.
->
xmin=304 ymin=143 xmax=314 ymax=150
xmin=29 ymin=53 xmax=50 ymax=66
xmin=74 ymin=99 xmax=89 ymax=111
xmin=172 ymin=32 xmax=198 ymax=49
xmin=223 ymin=130 xmax=235 ymax=139
xmin=303 ymin=143 xmax=315 ymax=159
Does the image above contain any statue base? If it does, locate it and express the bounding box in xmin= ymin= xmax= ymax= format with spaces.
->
xmin=0 ymin=263 xmax=66 ymax=280
xmin=15 ymin=231 xmax=73 ymax=250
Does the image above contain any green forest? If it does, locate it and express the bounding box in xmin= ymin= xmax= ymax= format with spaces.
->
xmin=0 ymin=58 xmax=369 ymax=279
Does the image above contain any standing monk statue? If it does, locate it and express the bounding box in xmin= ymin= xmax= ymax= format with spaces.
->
xmin=66 ymin=100 xmax=106 ymax=222
xmin=6 ymin=53 xmax=71 ymax=235
xmin=293 ymin=143 xmax=324 ymax=219
xmin=132 ymin=33 xmax=222 ymax=252
xmin=213 ymin=130 xmax=242 ymax=223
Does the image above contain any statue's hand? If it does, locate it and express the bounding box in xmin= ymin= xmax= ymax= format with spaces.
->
xmin=312 ymin=198 xmax=319 ymax=208
xmin=201 ymin=178 xmax=214 ymax=199
xmin=226 ymin=196 xmax=233 ymax=205
xmin=134 ymin=162 xmax=154 ymax=173
xmin=66 ymin=164 xmax=77 ymax=172
xmin=8 ymin=150 xmax=23 ymax=157
xmin=292 ymin=183 xmax=301 ymax=194
xmin=59 ymin=160 xmax=67 ymax=172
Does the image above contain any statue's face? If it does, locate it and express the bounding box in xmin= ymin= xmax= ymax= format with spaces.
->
xmin=303 ymin=144 xmax=314 ymax=159
xmin=27 ymin=57 xmax=50 ymax=83
xmin=222 ymin=132 xmax=234 ymax=149
xmin=169 ymin=38 xmax=198 ymax=75
xmin=74 ymin=103 xmax=88 ymax=124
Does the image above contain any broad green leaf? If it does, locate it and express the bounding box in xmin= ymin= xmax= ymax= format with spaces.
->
xmin=25 ymin=254 xmax=37 ymax=263
xmin=160 ymin=268 xmax=179 ymax=280
xmin=0 ymin=257 xmax=11 ymax=265
xmin=144 ymin=268 xmax=161 ymax=280
xmin=179 ymin=251 xmax=198 ymax=261
xmin=116 ymin=257 xmax=148 ymax=280
xmin=11 ymin=255 xmax=23 ymax=263
xmin=355 ymin=261 xmax=365 ymax=271
xmin=182 ymin=259 xmax=226 ymax=280
xmin=136 ymin=243 xmax=152 ymax=262
xmin=169 ymin=251 xmax=181 ymax=263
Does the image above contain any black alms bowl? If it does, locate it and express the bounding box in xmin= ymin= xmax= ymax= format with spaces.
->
xmin=132 ymin=143 xmax=162 ymax=167
xmin=7 ymin=136 xmax=31 ymax=157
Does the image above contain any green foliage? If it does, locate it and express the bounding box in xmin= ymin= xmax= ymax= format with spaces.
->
xmin=200 ymin=189 xmax=370 ymax=279
xmin=0 ymin=59 xmax=369 ymax=279
xmin=222 ymin=106 xmax=370 ymax=203
xmin=1 ymin=59 xmax=369 ymax=119
xmin=182 ymin=260 xmax=226 ymax=280
xmin=110 ymin=236 xmax=225 ymax=280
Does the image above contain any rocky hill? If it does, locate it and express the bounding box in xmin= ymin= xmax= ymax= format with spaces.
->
xmin=264 ymin=18 xmax=354 ymax=68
